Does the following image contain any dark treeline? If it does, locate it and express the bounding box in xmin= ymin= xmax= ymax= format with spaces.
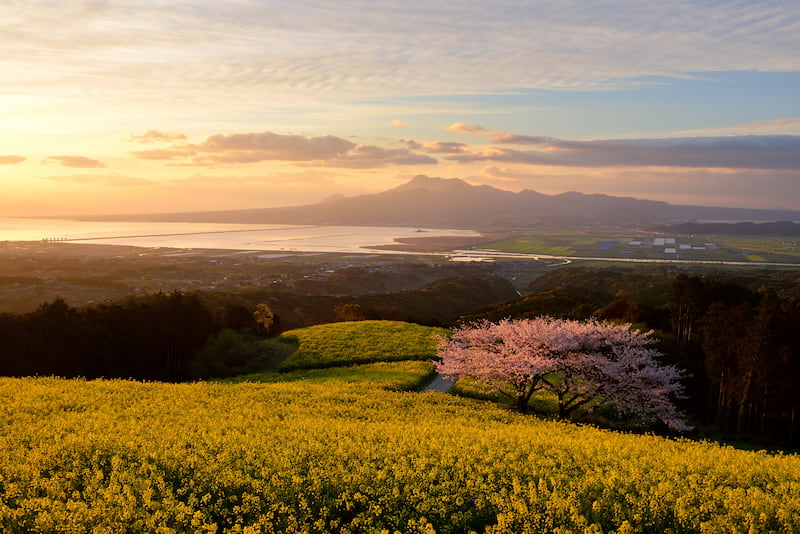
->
xmin=0 ymin=293 xmax=223 ymax=382
xmin=0 ymin=275 xmax=517 ymax=382
xmin=670 ymin=274 xmax=800 ymax=446
xmin=468 ymin=267 xmax=800 ymax=447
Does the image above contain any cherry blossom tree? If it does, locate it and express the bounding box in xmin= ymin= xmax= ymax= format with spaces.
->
xmin=436 ymin=317 xmax=690 ymax=431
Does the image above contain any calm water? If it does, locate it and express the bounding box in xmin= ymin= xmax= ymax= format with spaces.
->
xmin=0 ymin=218 xmax=478 ymax=254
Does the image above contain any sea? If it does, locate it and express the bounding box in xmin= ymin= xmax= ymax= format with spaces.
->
xmin=0 ymin=218 xmax=479 ymax=254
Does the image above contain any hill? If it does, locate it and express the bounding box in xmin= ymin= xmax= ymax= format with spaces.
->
xmin=276 ymin=320 xmax=446 ymax=371
xmin=80 ymin=175 xmax=800 ymax=227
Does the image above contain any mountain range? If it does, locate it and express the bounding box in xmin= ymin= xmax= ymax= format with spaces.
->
xmin=85 ymin=175 xmax=800 ymax=227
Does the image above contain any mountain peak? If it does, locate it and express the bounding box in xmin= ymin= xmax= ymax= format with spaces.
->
xmin=390 ymin=175 xmax=472 ymax=193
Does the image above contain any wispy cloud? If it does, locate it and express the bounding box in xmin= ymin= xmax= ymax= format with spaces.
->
xmin=449 ymin=126 xmax=800 ymax=170
xmin=0 ymin=155 xmax=25 ymax=165
xmin=126 ymin=130 xmax=188 ymax=144
xmin=447 ymin=123 xmax=491 ymax=135
xmin=41 ymin=156 xmax=106 ymax=168
xmin=678 ymin=117 xmax=800 ymax=136
xmin=403 ymin=140 xmax=469 ymax=154
xmin=310 ymin=145 xmax=436 ymax=169
xmin=40 ymin=174 xmax=153 ymax=186
xmin=4 ymin=0 xmax=798 ymax=106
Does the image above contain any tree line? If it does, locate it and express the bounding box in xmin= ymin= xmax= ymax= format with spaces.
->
xmin=0 ymin=293 xmax=222 ymax=381
xmin=467 ymin=268 xmax=800 ymax=447
xmin=0 ymin=275 xmax=517 ymax=382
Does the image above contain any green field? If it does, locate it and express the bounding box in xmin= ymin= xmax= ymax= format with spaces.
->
xmin=277 ymin=320 xmax=447 ymax=371
xmin=2 ymin=320 xmax=800 ymax=533
xmin=479 ymin=230 xmax=800 ymax=264
xmin=226 ymin=360 xmax=436 ymax=391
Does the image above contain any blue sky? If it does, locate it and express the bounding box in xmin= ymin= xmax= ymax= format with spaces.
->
xmin=1 ymin=1 xmax=799 ymax=215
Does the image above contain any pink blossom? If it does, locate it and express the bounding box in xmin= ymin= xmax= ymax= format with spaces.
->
xmin=436 ymin=317 xmax=690 ymax=431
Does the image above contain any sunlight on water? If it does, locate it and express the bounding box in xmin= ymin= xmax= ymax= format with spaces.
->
xmin=0 ymin=219 xmax=478 ymax=254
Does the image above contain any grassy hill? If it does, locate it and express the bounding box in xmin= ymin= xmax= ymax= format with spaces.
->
xmin=2 ymin=320 xmax=799 ymax=533
xmin=277 ymin=320 xmax=447 ymax=371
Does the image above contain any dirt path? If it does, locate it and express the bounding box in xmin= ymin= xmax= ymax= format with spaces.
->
xmin=423 ymin=374 xmax=455 ymax=393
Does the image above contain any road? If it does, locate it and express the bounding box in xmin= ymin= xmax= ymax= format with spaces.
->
xmin=451 ymin=249 xmax=800 ymax=268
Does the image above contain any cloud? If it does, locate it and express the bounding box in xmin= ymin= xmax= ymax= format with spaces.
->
xmin=447 ymin=123 xmax=569 ymax=147
xmin=40 ymin=173 xmax=153 ymax=186
xmin=419 ymin=141 xmax=469 ymax=154
xmin=679 ymin=117 xmax=800 ymax=136
xmin=128 ymin=130 xmax=438 ymax=169
xmin=391 ymin=120 xmax=409 ymax=127
xmin=41 ymin=155 xmax=105 ymax=168
xmin=132 ymin=131 xmax=356 ymax=166
xmin=195 ymin=132 xmax=355 ymax=162
xmin=4 ymin=1 xmax=799 ymax=111
xmin=127 ymin=130 xmax=188 ymax=144
xmin=449 ymin=134 xmax=800 ymax=170
xmin=313 ymin=145 xmax=437 ymax=169
xmin=0 ymin=155 xmax=25 ymax=165
xmin=447 ymin=123 xmax=490 ymax=134
xmin=403 ymin=139 xmax=468 ymax=154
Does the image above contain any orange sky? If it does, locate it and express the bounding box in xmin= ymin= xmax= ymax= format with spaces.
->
xmin=2 ymin=2 xmax=800 ymax=216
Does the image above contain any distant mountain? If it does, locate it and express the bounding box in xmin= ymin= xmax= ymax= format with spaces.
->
xmin=82 ymin=175 xmax=800 ymax=227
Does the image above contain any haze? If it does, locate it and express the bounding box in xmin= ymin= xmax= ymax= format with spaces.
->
xmin=2 ymin=1 xmax=800 ymax=216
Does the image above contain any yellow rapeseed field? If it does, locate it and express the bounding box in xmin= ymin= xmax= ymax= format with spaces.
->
xmin=2 ymin=377 xmax=799 ymax=533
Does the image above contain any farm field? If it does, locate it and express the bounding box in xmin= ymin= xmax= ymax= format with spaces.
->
xmin=478 ymin=230 xmax=800 ymax=264
xmin=1 ymin=320 xmax=800 ymax=533
xmin=2 ymin=376 xmax=799 ymax=533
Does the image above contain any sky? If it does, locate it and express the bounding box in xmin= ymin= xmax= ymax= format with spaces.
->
xmin=2 ymin=0 xmax=800 ymax=216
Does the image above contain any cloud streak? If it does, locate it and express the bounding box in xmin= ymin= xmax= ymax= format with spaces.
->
xmin=127 ymin=130 xmax=188 ymax=144
xmin=679 ymin=117 xmax=800 ymax=136
xmin=4 ymin=0 xmax=799 ymax=106
xmin=41 ymin=156 xmax=106 ymax=168
xmin=449 ymin=126 xmax=800 ymax=170
xmin=128 ymin=130 xmax=439 ymax=169
xmin=0 ymin=155 xmax=25 ymax=165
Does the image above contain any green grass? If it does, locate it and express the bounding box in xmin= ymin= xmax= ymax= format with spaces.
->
xmin=223 ymin=360 xmax=436 ymax=391
xmin=478 ymin=230 xmax=800 ymax=265
xmin=277 ymin=320 xmax=448 ymax=371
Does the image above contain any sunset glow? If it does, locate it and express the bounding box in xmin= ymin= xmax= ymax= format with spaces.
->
xmin=3 ymin=1 xmax=799 ymax=216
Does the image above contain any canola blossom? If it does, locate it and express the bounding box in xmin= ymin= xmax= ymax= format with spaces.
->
xmin=1 ymin=377 xmax=799 ymax=533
